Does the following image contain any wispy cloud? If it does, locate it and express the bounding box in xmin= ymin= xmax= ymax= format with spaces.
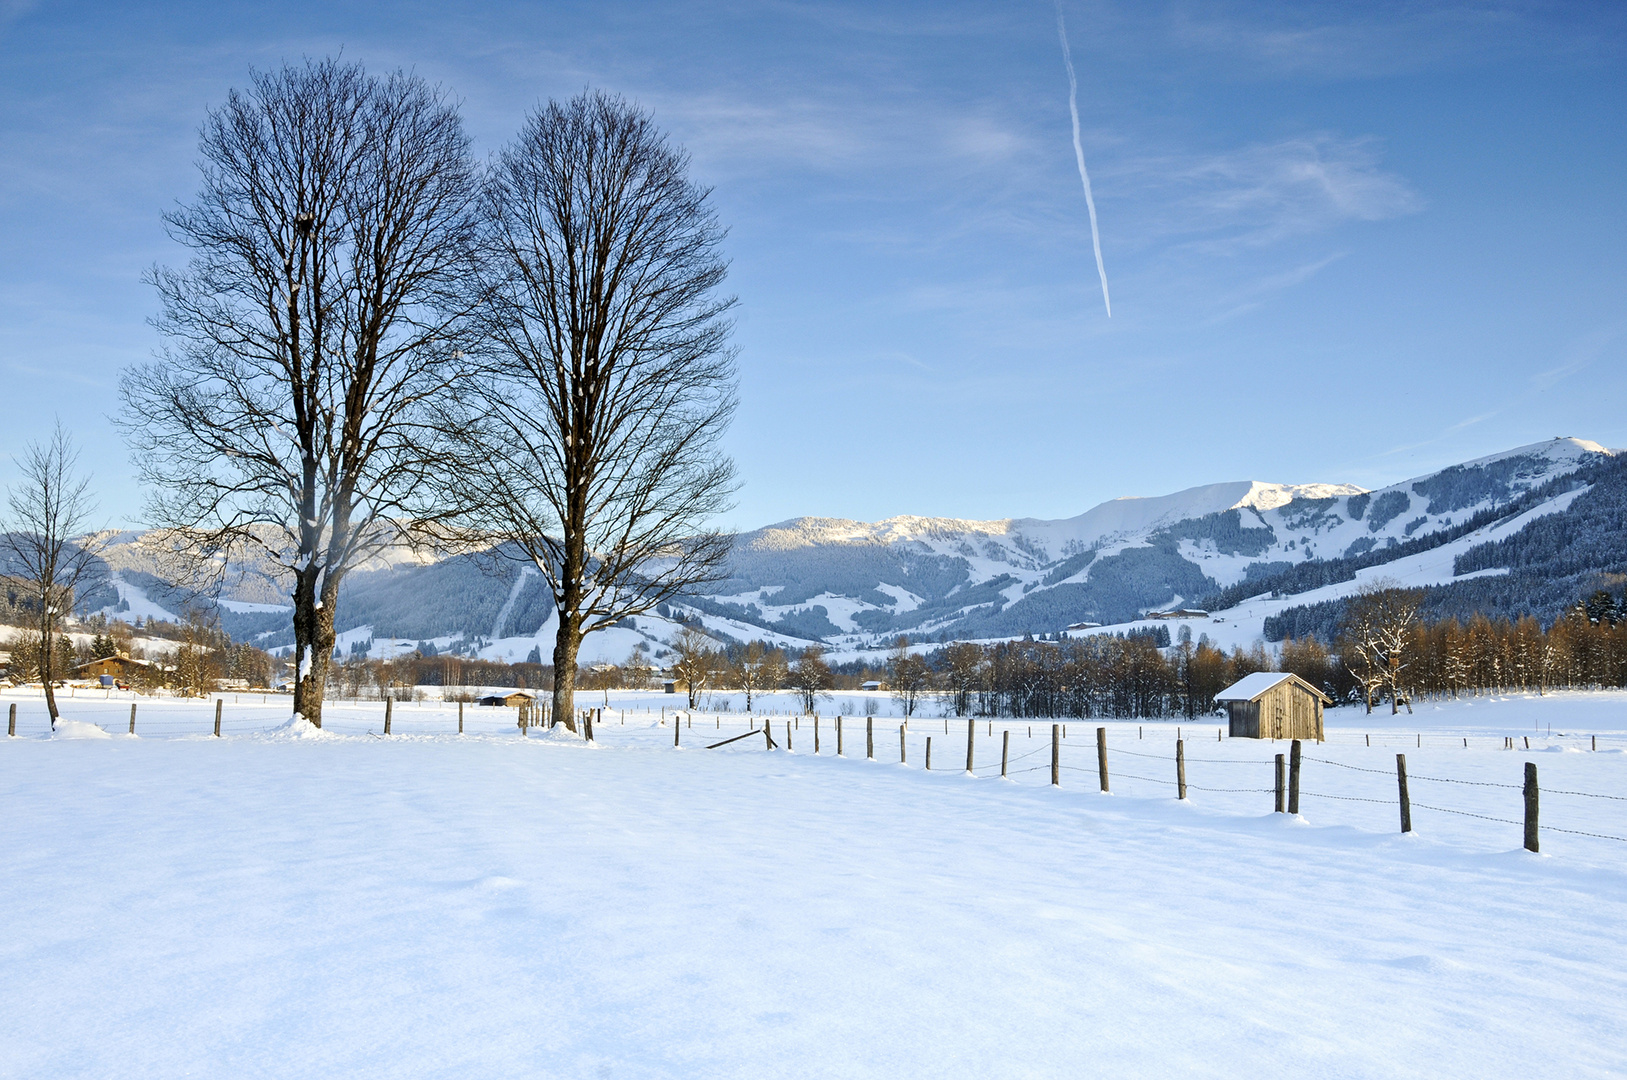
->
xmin=1107 ymin=133 xmax=1421 ymax=252
xmin=0 ymin=0 xmax=38 ymax=25
xmin=1530 ymin=322 xmax=1624 ymax=390
xmin=1360 ymin=412 xmax=1500 ymax=468
xmin=1201 ymin=250 xmax=1346 ymax=323
xmin=1166 ymin=1 xmax=1624 ymax=80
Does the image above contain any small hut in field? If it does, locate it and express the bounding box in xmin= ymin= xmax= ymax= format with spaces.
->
xmin=478 ymin=690 xmax=535 ymax=708
xmin=1216 ymin=672 xmax=1331 ymax=741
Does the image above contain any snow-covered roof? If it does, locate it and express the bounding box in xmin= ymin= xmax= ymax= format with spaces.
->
xmin=1214 ymin=671 xmax=1330 ymax=703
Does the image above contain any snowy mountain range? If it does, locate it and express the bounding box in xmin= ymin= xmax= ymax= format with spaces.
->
xmin=80 ymin=437 xmax=1626 ymax=663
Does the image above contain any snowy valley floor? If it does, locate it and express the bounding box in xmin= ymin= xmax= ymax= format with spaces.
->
xmin=3 ymin=691 xmax=1626 ymax=1078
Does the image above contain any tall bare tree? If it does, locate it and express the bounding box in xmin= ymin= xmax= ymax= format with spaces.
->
xmin=670 ymin=625 xmax=724 ymax=710
xmin=121 ymin=59 xmax=480 ymax=726
xmin=460 ymin=91 xmax=738 ymax=731
xmin=1339 ymin=582 xmax=1424 ymax=714
xmin=887 ymin=637 xmax=934 ymax=719
xmin=941 ymin=641 xmax=986 ymax=717
xmin=2 ymin=425 xmax=104 ymax=728
xmin=789 ymin=645 xmax=832 ymax=714
xmin=730 ymin=640 xmax=786 ymax=712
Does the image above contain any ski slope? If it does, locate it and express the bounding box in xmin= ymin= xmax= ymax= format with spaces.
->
xmin=3 ymin=689 xmax=1626 ymax=1078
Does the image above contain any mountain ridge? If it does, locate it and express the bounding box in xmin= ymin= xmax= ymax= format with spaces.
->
xmin=70 ymin=437 xmax=1623 ymax=664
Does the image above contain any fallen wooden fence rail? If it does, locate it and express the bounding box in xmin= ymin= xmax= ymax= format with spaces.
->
xmin=705 ymin=728 xmax=763 ymax=750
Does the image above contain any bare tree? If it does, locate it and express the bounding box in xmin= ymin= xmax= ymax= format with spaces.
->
xmin=2 ymin=425 xmax=104 ymax=727
xmin=582 ymin=662 xmax=618 ymax=707
xmin=120 ymin=59 xmax=480 ymax=726
xmin=940 ymin=640 xmax=985 ymax=717
xmin=730 ymin=640 xmax=786 ymax=712
xmin=622 ymin=644 xmax=654 ymax=690
xmin=1339 ymin=582 xmax=1424 ymax=714
xmin=670 ymin=625 xmax=723 ymax=709
xmin=458 ymin=91 xmax=738 ymax=731
xmin=789 ymin=645 xmax=832 ymax=714
xmin=887 ymin=637 xmax=934 ymax=719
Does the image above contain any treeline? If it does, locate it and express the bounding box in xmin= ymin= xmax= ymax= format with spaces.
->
xmin=887 ymin=591 xmax=1627 ymax=719
xmin=326 ymin=653 xmax=557 ymax=699
xmin=1369 ymin=595 xmax=1627 ymax=700
xmin=298 ymin=586 xmax=1627 ymax=719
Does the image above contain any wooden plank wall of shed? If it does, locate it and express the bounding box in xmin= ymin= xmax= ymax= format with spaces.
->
xmin=1227 ymin=701 xmax=1259 ymax=738
xmin=1229 ymin=687 xmax=1323 ymax=740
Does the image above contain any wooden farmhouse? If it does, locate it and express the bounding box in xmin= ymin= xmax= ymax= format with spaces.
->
xmin=1216 ymin=672 xmax=1331 ymax=741
xmin=477 ymin=690 xmax=535 ymax=708
xmin=74 ymin=654 xmax=155 ymax=685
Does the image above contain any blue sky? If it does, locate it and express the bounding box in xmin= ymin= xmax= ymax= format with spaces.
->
xmin=1 ymin=0 xmax=1623 ymax=532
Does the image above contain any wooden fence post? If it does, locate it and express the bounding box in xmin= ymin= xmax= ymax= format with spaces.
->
xmin=1176 ymin=739 xmax=1187 ymax=800
xmin=458 ymin=702 xmax=463 ymax=734
xmin=1396 ymin=754 xmax=1411 ymax=833
xmin=385 ymin=697 xmax=393 ymax=735
xmin=763 ymin=720 xmax=773 ymax=750
xmin=786 ymin=721 xmax=792 ymax=751
xmin=9 ymin=701 xmax=16 ymax=736
xmin=675 ymin=720 xmax=681 ymax=748
xmin=867 ymin=717 xmax=874 ymax=760
xmin=1001 ymin=729 xmax=1010 ymax=778
xmin=1274 ymin=754 xmax=1285 ymax=812
xmin=1524 ymin=762 xmax=1539 ymax=853
xmin=1096 ymin=727 xmax=1109 ymax=793
xmin=837 ymin=716 xmax=844 ymax=757
xmin=129 ymin=703 xmax=137 ymax=735
xmin=585 ymin=711 xmax=594 ymax=742
xmin=1051 ymin=724 xmax=1060 ymax=787
xmin=815 ymin=717 xmax=820 ymax=754
xmin=900 ymin=725 xmax=907 ymax=764
xmin=966 ymin=719 xmax=975 ymax=774
xmin=214 ymin=699 xmax=223 ymax=738
xmin=1288 ymin=739 xmax=1302 ymax=815
xmin=926 ymin=736 xmax=933 ymax=770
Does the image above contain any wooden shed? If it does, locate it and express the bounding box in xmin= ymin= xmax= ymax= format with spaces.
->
xmin=1216 ymin=672 xmax=1331 ymax=741
xmin=478 ymin=690 xmax=535 ymax=707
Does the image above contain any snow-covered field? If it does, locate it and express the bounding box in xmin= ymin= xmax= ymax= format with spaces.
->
xmin=4 ymin=689 xmax=1626 ymax=1077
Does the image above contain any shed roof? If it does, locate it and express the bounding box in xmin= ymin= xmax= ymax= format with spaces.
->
xmin=1215 ymin=671 xmax=1332 ymax=704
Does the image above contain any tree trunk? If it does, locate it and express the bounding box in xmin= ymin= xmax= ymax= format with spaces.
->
xmin=551 ymin=617 xmax=580 ymax=734
xmin=292 ymin=568 xmax=339 ymax=727
xmin=40 ymin=620 xmax=60 ymax=728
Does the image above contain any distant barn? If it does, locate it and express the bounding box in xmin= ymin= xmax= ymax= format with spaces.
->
xmin=1216 ymin=672 xmax=1331 ymax=741
xmin=478 ymin=691 xmax=535 ymax=708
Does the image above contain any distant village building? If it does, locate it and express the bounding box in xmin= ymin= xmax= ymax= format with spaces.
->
xmin=1146 ymin=609 xmax=1208 ymax=620
xmin=662 ymin=680 xmax=678 ymax=694
xmin=861 ymin=680 xmax=882 ymax=692
xmin=478 ymin=690 xmax=536 ymax=707
xmin=1066 ymin=622 xmax=1102 ymax=631
xmin=1215 ymin=672 xmax=1331 ymax=741
xmin=74 ymin=654 xmax=154 ymax=686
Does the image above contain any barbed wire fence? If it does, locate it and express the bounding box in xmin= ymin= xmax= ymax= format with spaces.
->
xmin=5 ymin=691 xmax=1626 ymax=853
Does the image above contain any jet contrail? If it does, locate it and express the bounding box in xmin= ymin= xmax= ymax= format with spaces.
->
xmin=1054 ymin=1 xmax=1111 ymax=317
